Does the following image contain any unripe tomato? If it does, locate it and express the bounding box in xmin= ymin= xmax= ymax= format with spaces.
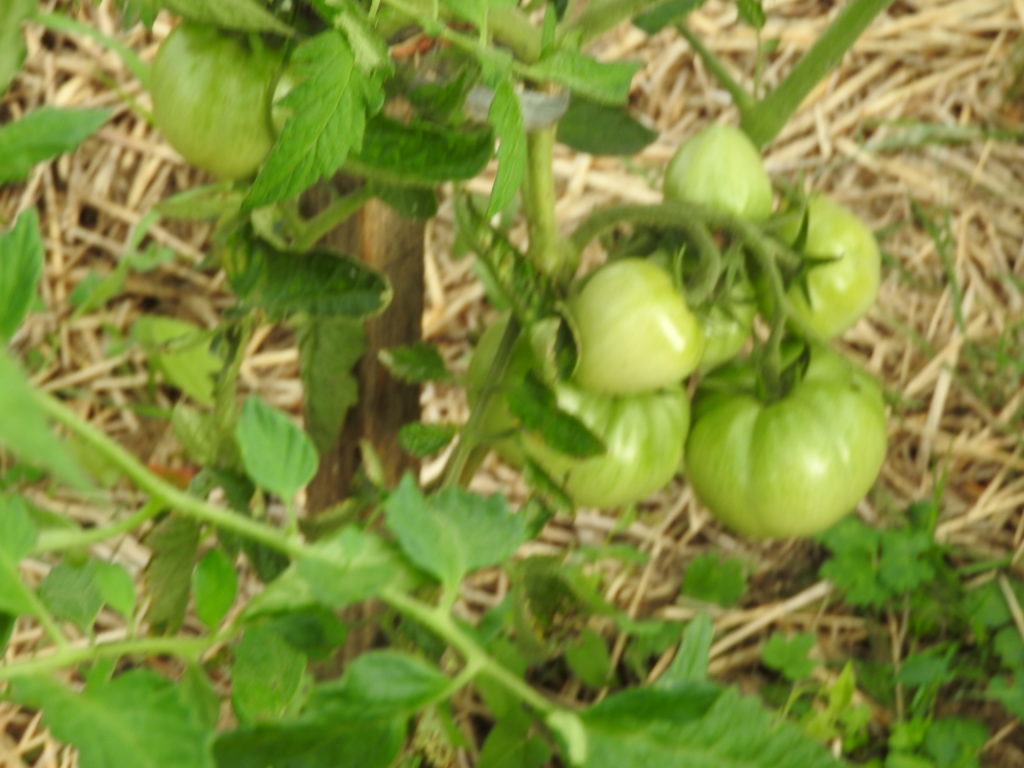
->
xmin=151 ymin=24 xmax=282 ymax=180
xmin=465 ymin=315 xmax=534 ymax=466
xmin=685 ymin=345 xmax=887 ymax=538
xmin=780 ymin=195 xmax=880 ymax=338
xmin=663 ymin=124 xmax=773 ymax=221
xmin=568 ymin=259 xmax=703 ymax=395
xmin=522 ymin=384 xmax=690 ymax=508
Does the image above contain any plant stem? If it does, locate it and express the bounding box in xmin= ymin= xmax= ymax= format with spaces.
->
xmin=15 ymin=582 xmax=70 ymax=651
xmin=741 ymin=0 xmax=895 ymax=147
xmin=440 ymin=317 xmax=522 ymax=489
xmin=33 ymin=392 xmax=304 ymax=559
xmin=0 ymin=636 xmax=217 ymax=682
xmin=676 ymin=23 xmax=754 ymax=114
xmin=523 ymin=126 xmax=568 ymax=279
xmin=33 ymin=500 xmax=164 ymax=555
xmin=294 ymin=187 xmax=373 ymax=252
xmin=381 ymin=587 xmax=558 ymax=716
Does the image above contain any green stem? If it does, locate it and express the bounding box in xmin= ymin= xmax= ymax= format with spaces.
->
xmin=381 ymin=587 xmax=558 ymax=716
xmin=741 ymin=0 xmax=895 ymax=147
xmin=676 ymin=23 xmax=754 ymax=114
xmin=33 ymin=392 xmax=304 ymax=559
xmin=0 ymin=636 xmax=218 ymax=682
xmin=32 ymin=500 xmax=164 ymax=555
xmin=31 ymin=11 xmax=151 ymax=91
xmin=440 ymin=317 xmax=522 ymax=489
xmin=523 ymin=126 xmax=567 ymax=279
xmin=294 ymin=187 xmax=373 ymax=252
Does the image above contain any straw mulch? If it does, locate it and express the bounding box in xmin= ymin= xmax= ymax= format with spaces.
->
xmin=1 ymin=0 xmax=1022 ymax=765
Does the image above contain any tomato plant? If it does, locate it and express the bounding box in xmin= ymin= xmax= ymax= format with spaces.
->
xmin=522 ymin=383 xmax=690 ymax=508
xmin=663 ymin=124 xmax=773 ymax=221
xmin=567 ymin=258 xmax=704 ymax=394
xmin=698 ymin=286 xmax=757 ymax=372
xmin=685 ymin=345 xmax=886 ymax=538
xmin=151 ymin=23 xmax=282 ymax=180
xmin=779 ymin=195 xmax=881 ymax=338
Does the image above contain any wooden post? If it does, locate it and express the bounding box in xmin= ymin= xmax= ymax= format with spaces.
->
xmin=306 ymin=183 xmax=424 ymax=513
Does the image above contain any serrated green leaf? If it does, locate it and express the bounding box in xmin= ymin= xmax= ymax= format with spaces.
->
xmin=144 ymin=515 xmax=199 ymax=635
xmin=37 ymin=559 xmax=103 ymax=633
xmin=379 ymin=341 xmax=451 ymax=383
xmin=0 ymin=205 xmax=43 ymax=342
xmin=94 ymin=561 xmax=136 ymax=619
xmin=761 ymin=632 xmax=816 ymax=681
xmin=525 ymin=50 xmax=640 ymax=105
xmin=557 ymin=95 xmax=658 ymax=155
xmin=508 ymin=375 xmax=604 ymax=459
xmin=245 ymin=32 xmax=381 ymax=210
xmin=0 ymin=107 xmax=110 ymax=184
xmin=487 ymin=79 xmax=526 ymax=216
xmin=681 ymin=553 xmax=747 ymax=607
xmin=0 ymin=351 xmax=87 ymax=487
xmin=311 ymin=650 xmax=449 ymax=718
xmin=878 ymin=528 xmax=936 ymax=594
xmin=9 ymin=671 xmax=216 ymax=768
xmin=298 ymin=316 xmax=364 ymax=455
xmin=384 ymin=474 xmax=526 ymax=589
xmin=225 ymin=241 xmax=390 ymax=319
xmin=193 ymin=548 xmax=238 ymax=629
xmin=479 ymin=717 xmax=551 ymax=768
xmin=398 ymin=422 xmax=457 ymax=457
xmin=162 ymin=0 xmax=294 ymax=33
xmin=565 ymin=627 xmax=612 ymax=688
xmin=0 ymin=495 xmax=37 ymax=616
xmin=0 ymin=0 xmax=33 ymax=96
xmin=232 ymin=624 xmax=307 ymax=724
xmin=235 ymin=396 xmax=318 ymax=501
xmin=656 ymin=613 xmax=713 ymax=687
xmin=369 ymin=181 xmax=440 ymax=219
xmin=347 ymin=115 xmax=494 ymax=186
xmin=132 ymin=316 xmax=222 ymax=406
xmin=214 ymin=715 xmax=404 ymax=768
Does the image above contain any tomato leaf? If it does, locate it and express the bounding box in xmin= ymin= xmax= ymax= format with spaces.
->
xmin=245 ymin=32 xmax=383 ymax=210
xmin=8 ymin=671 xmax=216 ymax=768
xmin=762 ymin=632 xmax=817 ymax=681
xmin=655 ymin=613 xmax=713 ymax=686
xmin=37 ymin=559 xmax=104 ymax=633
xmin=379 ymin=341 xmax=452 ymax=383
xmin=681 ymin=552 xmax=747 ymax=607
xmin=479 ymin=716 xmax=551 ymax=768
xmin=347 ymin=115 xmax=494 ymax=186
xmin=525 ymin=50 xmax=640 ymax=106
xmin=159 ymin=0 xmax=295 ymax=34
xmin=0 ymin=107 xmax=110 ymax=184
xmin=226 ymin=241 xmax=391 ymax=320
xmin=298 ymin=316 xmax=364 ymax=455
xmin=557 ymin=95 xmax=658 ymax=156
xmin=735 ymin=0 xmax=766 ymax=30
xmin=487 ymin=79 xmax=527 ymax=216
xmin=0 ymin=0 xmax=32 ymax=97
xmin=397 ymin=422 xmax=458 ymax=457
xmin=507 ymin=374 xmax=604 ymax=459
xmin=94 ymin=561 xmax=136 ymax=619
xmin=0 ymin=495 xmax=37 ymax=616
xmin=231 ymin=624 xmax=307 ymax=724
xmin=143 ymin=514 xmax=199 ymax=635
xmin=235 ymin=396 xmax=318 ymax=501
xmin=192 ymin=548 xmax=238 ymax=629
xmin=0 ymin=208 xmax=43 ymax=343
xmin=311 ymin=650 xmax=450 ymax=718
xmin=132 ymin=316 xmax=222 ymax=406
xmin=368 ymin=181 xmax=439 ymax=219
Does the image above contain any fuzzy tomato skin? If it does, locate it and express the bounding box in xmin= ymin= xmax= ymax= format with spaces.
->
xmin=151 ymin=24 xmax=281 ymax=180
xmin=781 ymin=195 xmax=881 ymax=338
xmin=685 ymin=346 xmax=886 ymax=538
xmin=523 ymin=384 xmax=690 ymax=508
xmin=663 ymin=124 xmax=773 ymax=221
xmin=568 ymin=259 xmax=703 ymax=395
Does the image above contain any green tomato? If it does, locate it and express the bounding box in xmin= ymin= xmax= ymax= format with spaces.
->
xmin=698 ymin=290 xmax=756 ymax=372
xmin=685 ymin=345 xmax=887 ymax=538
xmin=664 ymin=124 xmax=773 ymax=221
xmin=523 ymin=384 xmax=690 ymax=508
xmin=151 ymin=24 xmax=282 ymax=180
xmin=466 ymin=316 xmax=534 ymax=466
xmin=568 ymin=258 xmax=703 ymax=395
xmin=780 ymin=195 xmax=881 ymax=338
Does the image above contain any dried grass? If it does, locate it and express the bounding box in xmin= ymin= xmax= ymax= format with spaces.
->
xmin=1 ymin=0 xmax=1023 ymax=764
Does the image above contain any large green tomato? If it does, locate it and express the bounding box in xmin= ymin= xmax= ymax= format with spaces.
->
xmin=465 ymin=315 xmax=534 ymax=466
xmin=568 ymin=258 xmax=703 ymax=395
xmin=780 ymin=195 xmax=880 ymax=338
xmin=685 ymin=345 xmax=886 ymax=538
xmin=151 ymin=24 xmax=282 ymax=180
xmin=523 ymin=384 xmax=690 ymax=508
xmin=663 ymin=124 xmax=773 ymax=221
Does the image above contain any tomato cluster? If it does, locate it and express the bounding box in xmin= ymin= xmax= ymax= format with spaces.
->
xmin=469 ymin=124 xmax=886 ymax=538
